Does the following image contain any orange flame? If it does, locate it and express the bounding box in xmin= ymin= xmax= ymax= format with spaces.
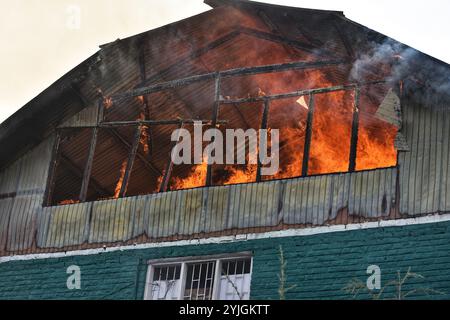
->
xmin=114 ymin=159 xmax=128 ymax=198
xmin=103 ymin=97 xmax=113 ymax=109
xmin=171 ymin=158 xmax=208 ymax=190
xmin=223 ymin=165 xmax=257 ymax=185
xmin=140 ymin=126 xmax=150 ymax=155
xmin=58 ymin=199 xmax=80 ymax=206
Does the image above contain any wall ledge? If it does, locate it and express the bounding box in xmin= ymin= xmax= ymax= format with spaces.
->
xmin=1 ymin=212 xmax=450 ymax=264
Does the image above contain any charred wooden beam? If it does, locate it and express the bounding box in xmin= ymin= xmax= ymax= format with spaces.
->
xmin=160 ymin=122 xmax=184 ymax=192
xmin=302 ymin=94 xmax=315 ymax=177
xmin=43 ymin=131 xmax=62 ymax=206
xmin=220 ymin=80 xmax=387 ymax=104
xmin=138 ymin=38 xmax=147 ymax=83
xmin=256 ymin=99 xmax=270 ymax=182
xmin=331 ymin=18 xmax=355 ymax=59
xmin=79 ymin=127 xmax=98 ymax=202
xmin=256 ymin=9 xmax=300 ymax=58
xmin=99 ymin=119 xmax=226 ymax=128
xmin=141 ymin=30 xmax=240 ymax=87
xmin=119 ymin=126 xmax=142 ymax=197
xmin=108 ymin=128 xmax=162 ymax=177
xmin=348 ymin=88 xmax=361 ymax=172
xmin=96 ymin=94 xmax=106 ymax=124
xmin=221 ymin=59 xmax=348 ymax=78
xmin=138 ymin=34 xmax=198 ymax=119
xmin=240 ymin=27 xmax=332 ymax=58
xmin=206 ymin=75 xmax=221 ymax=186
xmin=113 ymin=60 xmax=349 ymax=101
xmin=285 ymin=13 xmax=324 ymax=47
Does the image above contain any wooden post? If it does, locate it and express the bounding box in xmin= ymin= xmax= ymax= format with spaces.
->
xmin=43 ymin=130 xmax=62 ymax=206
xmin=119 ymin=125 xmax=142 ymax=197
xmin=348 ymin=88 xmax=361 ymax=172
xmin=159 ymin=122 xmax=184 ymax=192
xmin=302 ymin=94 xmax=315 ymax=177
xmin=79 ymin=127 xmax=99 ymax=202
xmin=257 ymin=99 xmax=270 ymax=182
xmin=206 ymin=74 xmax=221 ymax=186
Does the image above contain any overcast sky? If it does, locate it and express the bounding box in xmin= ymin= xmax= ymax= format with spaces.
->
xmin=1 ymin=0 xmax=449 ymax=124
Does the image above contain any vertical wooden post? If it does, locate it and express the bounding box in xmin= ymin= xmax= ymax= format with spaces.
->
xmin=119 ymin=125 xmax=142 ymax=197
xmin=302 ymin=93 xmax=315 ymax=177
xmin=206 ymin=74 xmax=221 ymax=186
xmin=97 ymin=96 xmax=105 ymax=124
xmin=257 ymin=98 xmax=270 ymax=182
xmin=159 ymin=122 xmax=184 ymax=193
xmin=43 ymin=130 xmax=62 ymax=206
xmin=348 ymin=88 xmax=361 ymax=172
xmin=79 ymin=127 xmax=98 ymax=202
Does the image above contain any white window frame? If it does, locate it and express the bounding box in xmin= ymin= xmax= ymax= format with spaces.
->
xmin=144 ymin=252 xmax=253 ymax=300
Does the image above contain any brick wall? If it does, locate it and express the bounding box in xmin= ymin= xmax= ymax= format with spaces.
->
xmin=1 ymin=220 xmax=450 ymax=300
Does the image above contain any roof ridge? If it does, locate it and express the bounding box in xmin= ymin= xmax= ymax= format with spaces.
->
xmin=204 ymin=0 xmax=344 ymax=15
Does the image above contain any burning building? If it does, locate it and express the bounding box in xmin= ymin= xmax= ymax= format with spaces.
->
xmin=0 ymin=0 xmax=449 ymax=300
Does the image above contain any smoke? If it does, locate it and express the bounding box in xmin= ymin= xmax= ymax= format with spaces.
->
xmin=350 ymin=38 xmax=417 ymax=83
xmin=350 ymin=38 xmax=450 ymax=98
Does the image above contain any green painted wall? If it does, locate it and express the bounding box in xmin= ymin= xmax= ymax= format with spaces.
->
xmin=1 ymin=221 xmax=450 ymax=300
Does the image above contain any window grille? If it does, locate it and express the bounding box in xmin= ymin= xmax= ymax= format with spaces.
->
xmin=146 ymin=255 xmax=252 ymax=300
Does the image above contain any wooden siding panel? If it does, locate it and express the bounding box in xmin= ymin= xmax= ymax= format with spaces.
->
xmin=399 ymin=101 xmax=450 ymax=216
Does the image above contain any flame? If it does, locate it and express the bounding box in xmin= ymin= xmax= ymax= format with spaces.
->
xmin=103 ymin=97 xmax=113 ymax=109
xmin=171 ymin=157 xmax=208 ymax=190
xmin=258 ymin=87 xmax=266 ymax=97
xmin=114 ymin=159 xmax=128 ymax=198
xmin=356 ymin=122 xmax=398 ymax=170
xmin=140 ymin=126 xmax=150 ymax=155
xmin=307 ymin=91 xmax=354 ymax=175
xmin=223 ymin=165 xmax=257 ymax=185
xmin=58 ymin=199 xmax=80 ymax=205
xmin=155 ymin=173 xmax=164 ymax=192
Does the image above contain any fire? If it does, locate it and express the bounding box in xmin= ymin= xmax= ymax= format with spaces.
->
xmin=171 ymin=158 xmax=208 ymax=190
xmin=155 ymin=174 xmax=164 ymax=192
xmin=114 ymin=159 xmax=128 ymax=198
xmin=58 ymin=199 xmax=80 ymax=205
xmin=356 ymin=121 xmax=398 ymax=170
xmin=223 ymin=165 xmax=257 ymax=185
xmin=308 ymin=91 xmax=354 ymax=175
xmin=140 ymin=126 xmax=150 ymax=155
xmin=103 ymin=97 xmax=113 ymax=109
xmin=258 ymin=87 xmax=266 ymax=97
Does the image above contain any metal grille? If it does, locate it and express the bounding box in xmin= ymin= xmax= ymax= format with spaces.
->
xmin=150 ymin=265 xmax=182 ymax=300
xmin=147 ymin=256 xmax=253 ymax=300
xmin=219 ymin=258 xmax=252 ymax=300
xmin=183 ymin=261 xmax=216 ymax=300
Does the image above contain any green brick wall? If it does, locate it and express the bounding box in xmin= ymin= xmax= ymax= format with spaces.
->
xmin=1 ymin=221 xmax=450 ymax=300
